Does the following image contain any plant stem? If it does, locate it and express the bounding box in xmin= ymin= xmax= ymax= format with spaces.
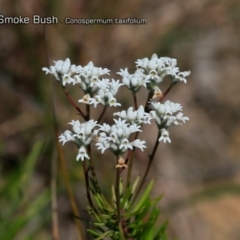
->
xmin=97 ymin=105 xmax=108 ymax=123
xmin=62 ymin=86 xmax=86 ymax=120
xmin=131 ymin=131 xmax=161 ymax=204
xmin=144 ymin=91 xmax=153 ymax=112
xmin=159 ymin=81 xmax=177 ymax=102
xmin=132 ymin=92 xmax=138 ymax=110
xmin=122 ymin=221 xmax=134 ymax=240
xmin=85 ymin=105 xmax=101 ymax=194
xmin=82 ymin=161 xmax=96 ymax=212
xmin=125 ymin=153 xmax=133 ymax=189
xmin=115 ymin=167 xmax=121 ymax=223
xmin=121 ymin=131 xmax=139 ymax=176
xmin=87 ymin=144 xmax=101 ymax=194
xmin=85 ymin=104 xmax=90 ymax=121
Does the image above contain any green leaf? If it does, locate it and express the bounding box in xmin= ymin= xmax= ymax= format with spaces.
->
xmin=111 ymin=184 xmax=116 ymax=203
xmin=121 ymin=176 xmax=141 ymax=210
xmin=131 ymin=180 xmax=154 ymax=212
xmin=153 ymin=220 xmax=168 ymax=240
xmin=87 ymin=229 xmax=102 ymax=237
xmin=131 ymin=176 xmax=141 ymax=194
xmin=88 ymin=229 xmax=112 ymax=240
xmin=119 ymin=178 xmax=123 ymax=196
xmin=0 ymin=141 xmax=48 ymax=240
xmin=151 ymin=194 xmax=164 ymax=205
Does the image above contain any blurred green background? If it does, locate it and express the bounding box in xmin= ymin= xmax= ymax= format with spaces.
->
xmin=1 ymin=0 xmax=240 ymax=239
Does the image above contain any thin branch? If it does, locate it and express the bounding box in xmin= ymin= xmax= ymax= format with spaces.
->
xmin=144 ymin=91 xmax=153 ymax=112
xmin=122 ymin=220 xmax=134 ymax=240
xmin=82 ymin=161 xmax=96 ymax=212
xmin=115 ymin=167 xmax=121 ymax=223
xmin=97 ymin=105 xmax=108 ymax=123
xmin=87 ymin=144 xmax=101 ymax=194
xmin=125 ymin=153 xmax=133 ymax=190
xmin=132 ymin=92 xmax=138 ymax=110
xmin=86 ymin=105 xmax=101 ymax=192
xmin=131 ymin=131 xmax=161 ymax=204
xmin=62 ymin=86 xmax=86 ymax=120
xmin=159 ymin=81 xmax=177 ymax=103
xmin=85 ymin=104 xmax=90 ymax=121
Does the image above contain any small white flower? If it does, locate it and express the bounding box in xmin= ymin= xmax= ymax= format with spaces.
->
xmin=131 ymin=139 xmax=146 ymax=151
xmin=59 ymin=130 xmax=76 ymax=145
xmin=76 ymin=146 xmax=90 ymax=161
xmin=88 ymin=95 xmax=103 ymax=107
xmin=117 ymin=68 xmax=129 ymax=77
xmin=173 ymin=71 xmax=191 ymax=83
xmin=42 ymin=58 xmax=72 ymax=83
xmin=87 ymin=78 xmax=122 ymax=107
xmin=113 ymin=118 xmax=127 ymax=126
xmin=78 ymin=94 xmax=91 ymax=104
xmin=96 ymin=141 xmax=110 ymax=154
xmin=90 ymin=76 xmax=99 ymax=87
xmin=150 ymin=111 xmax=161 ymax=125
xmin=108 ymin=96 xmax=121 ymax=107
xmin=158 ymin=128 xmax=171 ymax=143
xmin=62 ymin=74 xmax=76 ymax=86
xmin=98 ymin=123 xmax=111 ymax=133
xmin=114 ymin=105 xmax=152 ymax=125
xmin=136 ymin=105 xmax=152 ymax=124
xmin=117 ymin=68 xmax=148 ymax=92
xmin=174 ymin=112 xmax=190 ymax=125
xmin=73 ymin=62 xmax=110 ymax=94
xmin=109 ymin=79 xmax=124 ymax=95
xmin=58 ymin=58 xmax=71 ymax=75
xmin=119 ymin=138 xmax=133 ymax=150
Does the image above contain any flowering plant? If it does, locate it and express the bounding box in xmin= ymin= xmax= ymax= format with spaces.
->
xmin=43 ymin=53 xmax=190 ymax=239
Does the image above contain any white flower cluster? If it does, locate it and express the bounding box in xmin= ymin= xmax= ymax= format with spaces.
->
xmin=59 ymin=120 xmax=99 ymax=161
xmin=96 ymin=119 xmax=146 ymax=155
xmin=117 ymin=54 xmax=190 ymax=92
xmin=117 ymin=68 xmax=149 ymax=92
xmin=42 ymin=59 xmax=123 ymax=108
xmin=58 ymin=117 xmax=147 ymax=161
xmin=150 ymin=100 xmax=189 ymax=143
xmin=43 ymin=53 xmax=190 ymax=161
xmin=79 ymin=78 xmax=123 ymax=107
xmin=113 ymin=105 xmax=152 ymax=125
xmin=42 ymin=58 xmax=77 ymax=85
xmin=136 ymin=54 xmax=191 ymax=85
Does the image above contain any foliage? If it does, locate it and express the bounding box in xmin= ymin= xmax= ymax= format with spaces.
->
xmin=0 ymin=141 xmax=50 ymax=240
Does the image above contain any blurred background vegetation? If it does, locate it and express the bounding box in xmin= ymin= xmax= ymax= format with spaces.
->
xmin=0 ymin=0 xmax=240 ymax=239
